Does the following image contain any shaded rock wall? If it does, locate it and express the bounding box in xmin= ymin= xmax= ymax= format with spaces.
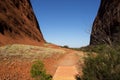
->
xmin=90 ymin=0 xmax=120 ymax=45
xmin=0 ymin=0 xmax=45 ymax=46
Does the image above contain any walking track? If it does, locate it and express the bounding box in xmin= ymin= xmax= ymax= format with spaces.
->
xmin=53 ymin=52 xmax=80 ymax=80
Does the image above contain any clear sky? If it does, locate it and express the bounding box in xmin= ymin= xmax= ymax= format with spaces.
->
xmin=30 ymin=0 xmax=100 ymax=48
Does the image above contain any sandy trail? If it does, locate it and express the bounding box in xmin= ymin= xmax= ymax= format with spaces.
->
xmin=53 ymin=51 xmax=80 ymax=80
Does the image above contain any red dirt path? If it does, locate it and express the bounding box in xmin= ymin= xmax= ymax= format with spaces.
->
xmin=52 ymin=51 xmax=80 ymax=80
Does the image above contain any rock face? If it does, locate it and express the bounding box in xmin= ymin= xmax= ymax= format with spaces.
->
xmin=90 ymin=0 xmax=120 ymax=45
xmin=0 ymin=0 xmax=45 ymax=46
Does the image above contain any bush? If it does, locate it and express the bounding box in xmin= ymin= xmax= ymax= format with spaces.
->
xmin=62 ymin=45 xmax=69 ymax=48
xmin=80 ymin=46 xmax=120 ymax=80
xmin=30 ymin=60 xmax=52 ymax=80
xmin=79 ymin=44 xmax=110 ymax=53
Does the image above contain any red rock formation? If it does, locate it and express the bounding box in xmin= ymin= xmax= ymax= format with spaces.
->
xmin=90 ymin=0 xmax=120 ymax=46
xmin=0 ymin=0 xmax=45 ymax=46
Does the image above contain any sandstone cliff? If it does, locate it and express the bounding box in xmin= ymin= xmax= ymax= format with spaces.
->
xmin=0 ymin=0 xmax=45 ymax=46
xmin=90 ymin=0 xmax=120 ymax=46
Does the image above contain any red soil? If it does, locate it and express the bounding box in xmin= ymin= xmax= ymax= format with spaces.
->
xmin=0 ymin=60 xmax=33 ymax=80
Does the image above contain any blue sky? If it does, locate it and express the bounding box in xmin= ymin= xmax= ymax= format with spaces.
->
xmin=30 ymin=0 xmax=100 ymax=48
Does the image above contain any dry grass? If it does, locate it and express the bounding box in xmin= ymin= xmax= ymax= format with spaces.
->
xmin=0 ymin=44 xmax=65 ymax=61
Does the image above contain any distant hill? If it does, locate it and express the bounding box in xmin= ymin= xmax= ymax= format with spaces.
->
xmin=0 ymin=0 xmax=45 ymax=46
xmin=90 ymin=0 xmax=120 ymax=46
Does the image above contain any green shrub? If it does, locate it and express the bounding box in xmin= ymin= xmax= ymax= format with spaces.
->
xmin=80 ymin=46 xmax=120 ymax=80
xmin=30 ymin=60 xmax=52 ymax=80
xmin=79 ymin=44 xmax=110 ymax=53
xmin=62 ymin=45 xmax=69 ymax=48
